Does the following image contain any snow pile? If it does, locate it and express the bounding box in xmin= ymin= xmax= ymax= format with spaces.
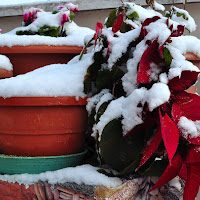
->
xmin=0 ymin=22 xmax=94 ymax=47
xmin=0 ymin=55 xmax=13 ymax=71
xmin=178 ymin=116 xmax=200 ymax=138
xmin=0 ymin=53 xmax=93 ymax=98
xmin=0 ymin=165 xmax=122 ymax=188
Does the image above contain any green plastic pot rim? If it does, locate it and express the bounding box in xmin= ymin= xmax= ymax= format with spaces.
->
xmin=0 ymin=96 xmax=88 ymax=106
xmin=0 ymin=149 xmax=88 ymax=159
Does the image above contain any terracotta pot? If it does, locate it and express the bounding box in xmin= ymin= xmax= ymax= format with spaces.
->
xmin=184 ymin=52 xmax=200 ymax=94
xmin=0 ymin=96 xmax=88 ymax=157
xmin=0 ymin=45 xmax=82 ymax=76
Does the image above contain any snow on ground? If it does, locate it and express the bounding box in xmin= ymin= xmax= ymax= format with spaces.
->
xmin=0 ymin=164 xmax=122 ymax=188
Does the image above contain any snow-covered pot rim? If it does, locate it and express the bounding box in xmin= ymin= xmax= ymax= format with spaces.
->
xmin=0 ymin=96 xmax=88 ymax=106
xmin=0 ymin=45 xmax=83 ymax=54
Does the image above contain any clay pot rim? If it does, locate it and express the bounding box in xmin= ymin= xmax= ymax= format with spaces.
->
xmin=0 ymin=45 xmax=83 ymax=54
xmin=184 ymin=52 xmax=200 ymax=61
xmin=0 ymin=96 xmax=87 ymax=106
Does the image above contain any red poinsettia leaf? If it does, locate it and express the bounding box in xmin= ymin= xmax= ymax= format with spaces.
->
xmin=171 ymin=25 xmax=184 ymax=37
xmin=169 ymin=24 xmax=173 ymax=32
xmin=172 ymin=92 xmax=200 ymax=145
xmin=159 ymin=44 xmax=164 ymax=57
xmin=112 ymin=13 xmax=124 ymax=33
xmin=137 ymin=126 xmax=162 ymax=169
xmin=139 ymin=16 xmax=160 ymax=40
xmin=186 ymin=146 xmax=200 ymax=164
xmin=178 ymin=162 xmax=187 ymax=181
xmin=159 ymin=108 xmax=179 ymax=164
xmin=150 ymin=153 xmax=183 ymax=192
xmin=168 ymin=71 xmax=199 ymax=91
xmin=183 ymin=163 xmax=200 ymax=200
xmin=137 ymin=40 xmax=163 ymax=84
xmin=94 ymin=22 xmax=103 ymax=46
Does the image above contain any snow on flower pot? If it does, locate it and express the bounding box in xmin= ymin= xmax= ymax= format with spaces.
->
xmin=0 ymin=45 xmax=83 ymax=76
xmin=0 ymin=96 xmax=88 ymax=157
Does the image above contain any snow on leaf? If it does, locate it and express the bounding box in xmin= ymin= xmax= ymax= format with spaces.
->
xmin=112 ymin=13 xmax=124 ymax=33
xmin=139 ymin=16 xmax=161 ymax=40
xmin=159 ymin=108 xmax=179 ymax=164
xmin=171 ymin=25 xmax=184 ymax=37
xmin=137 ymin=126 xmax=162 ymax=169
xmin=183 ymin=163 xmax=200 ymax=200
xmin=150 ymin=153 xmax=183 ymax=192
xmin=137 ymin=40 xmax=162 ymax=84
xmin=168 ymin=71 xmax=199 ymax=91
xmin=172 ymin=92 xmax=200 ymax=145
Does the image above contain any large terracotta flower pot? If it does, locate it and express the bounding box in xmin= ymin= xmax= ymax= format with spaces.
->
xmin=185 ymin=52 xmax=200 ymax=94
xmin=0 ymin=96 xmax=88 ymax=157
xmin=0 ymin=45 xmax=82 ymax=76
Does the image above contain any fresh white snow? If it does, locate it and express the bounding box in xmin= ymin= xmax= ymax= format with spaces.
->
xmin=0 ymin=55 xmax=13 ymax=71
xmin=0 ymin=164 xmax=122 ymax=188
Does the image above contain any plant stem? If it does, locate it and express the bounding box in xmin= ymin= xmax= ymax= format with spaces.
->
xmin=79 ymin=37 xmax=94 ymax=60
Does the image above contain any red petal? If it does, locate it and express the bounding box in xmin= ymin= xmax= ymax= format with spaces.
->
xmin=172 ymin=92 xmax=200 ymax=145
xmin=179 ymin=162 xmax=188 ymax=181
xmin=137 ymin=126 xmax=162 ymax=169
xmin=150 ymin=153 xmax=183 ymax=191
xmin=112 ymin=13 xmax=124 ymax=33
xmin=94 ymin=22 xmax=103 ymax=46
xmin=168 ymin=71 xmax=199 ymax=91
xmin=159 ymin=108 xmax=179 ymax=164
xmin=137 ymin=40 xmax=163 ymax=84
xmin=183 ymin=163 xmax=200 ymax=200
xmin=171 ymin=25 xmax=184 ymax=37
xmin=186 ymin=146 xmax=200 ymax=164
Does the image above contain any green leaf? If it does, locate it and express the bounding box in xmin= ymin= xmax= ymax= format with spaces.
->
xmin=96 ymin=101 xmax=111 ymax=122
xmin=120 ymin=22 xmax=132 ymax=33
xmin=16 ymin=30 xmax=37 ymax=35
xmin=69 ymin=11 xmax=75 ymax=22
xmin=105 ymin=9 xmax=117 ymax=28
xmin=163 ymin=47 xmax=172 ymax=67
xmin=127 ymin=11 xmax=139 ymax=19
xmin=38 ymin=25 xmax=60 ymax=37
xmin=52 ymin=10 xmax=59 ymax=14
xmin=177 ymin=12 xmax=183 ymax=17
xmin=99 ymin=119 xmax=145 ymax=171
xmin=140 ymin=158 xmax=169 ymax=177
xmin=96 ymin=69 xmax=113 ymax=92
xmin=165 ymin=12 xmax=171 ymax=18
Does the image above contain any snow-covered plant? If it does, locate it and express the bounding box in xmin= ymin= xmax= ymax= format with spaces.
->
xmin=83 ymin=1 xmax=200 ymax=200
xmin=16 ymin=3 xmax=79 ymax=37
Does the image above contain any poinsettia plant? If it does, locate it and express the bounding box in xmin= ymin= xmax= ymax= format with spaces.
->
xmin=83 ymin=1 xmax=200 ymax=199
xmin=16 ymin=3 xmax=79 ymax=37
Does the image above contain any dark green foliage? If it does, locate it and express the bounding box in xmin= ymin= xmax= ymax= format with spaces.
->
xmin=99 ymin=119 xmax=145 ymax=172
xmin=16 ymin=30 xmax=37 ymax=35
xmin=16 ymin=25 xmax=60 ymax=37
xmin=96 ymin=101 xmax=111 ymax=122
xmin=163 ymin=47 xmax=172 ymax=67
xmin=105 ymin=9 xmax=117 ymax=28
xmin=38 ymin=25 xmax=60 ymax=37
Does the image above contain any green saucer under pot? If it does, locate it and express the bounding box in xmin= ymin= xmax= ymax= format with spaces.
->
xmin=0 ymin=149 xmax=87 ymax=175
